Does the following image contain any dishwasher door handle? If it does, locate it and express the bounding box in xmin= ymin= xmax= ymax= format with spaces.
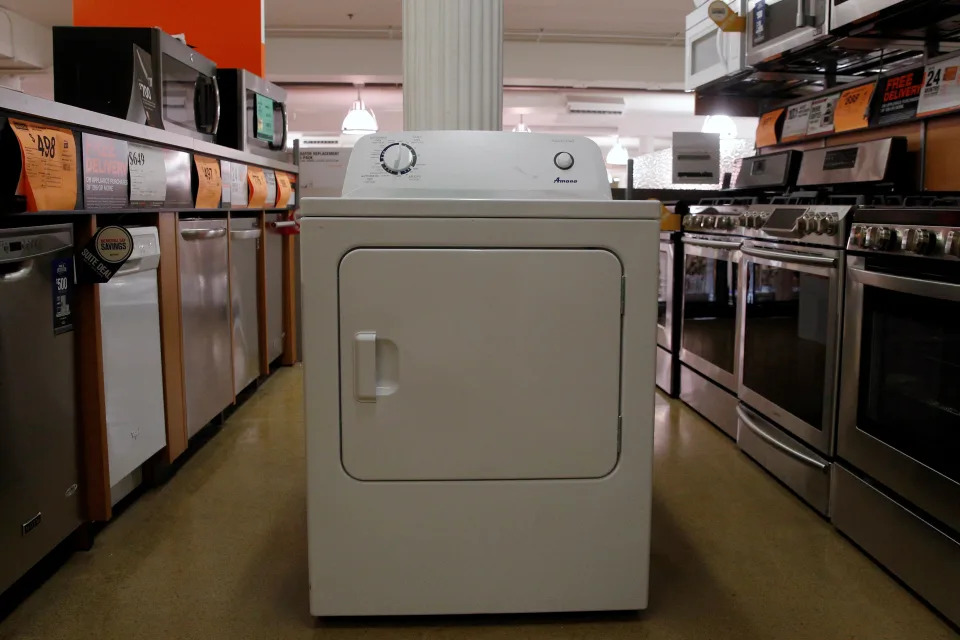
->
xmin=180 ymin=228 xmax=227 ymax=241
xmin=230 ymin=229 xmax=262 ymax=241
xmin=354 ymin=332 xmax=378 ymax=402
xmin=736 ymin=406 xmax=828 ymax=471
xmin=0 ymin=259 xmax=34 ymax=283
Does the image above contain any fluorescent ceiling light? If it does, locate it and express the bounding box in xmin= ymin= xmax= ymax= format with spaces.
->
xmin=702 ymin=114 xmax=737 ymax=139
xmin=341 ymin=86 xmax=378 ymax=135
xmin=606 ymin=138 xmax=629 ymax=166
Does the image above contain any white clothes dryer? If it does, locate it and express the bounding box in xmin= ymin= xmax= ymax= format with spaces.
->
xmin=300 ymin=131 xmax=660 ymax=616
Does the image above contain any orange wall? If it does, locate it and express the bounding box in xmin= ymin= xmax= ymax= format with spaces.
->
xmin=73 ymin=0 xmax=265 ymax=75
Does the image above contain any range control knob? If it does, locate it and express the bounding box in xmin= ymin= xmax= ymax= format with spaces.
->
xmin=946 ymin=231 xmax=960 ymax=258
xmin=850 ymin=225 xmax=867 ymax=248
xmin=380 ymin=142 xmax=418 ymax=175
xmin=866 ymin=226 xmax=899 ymax=251
xmin=906 ymin=229 xmax=938 ymax=255
xmin=817 ymin=214 xmax=839 ymax=236
xmin=796 ymin=214 xmax=815 ymax=234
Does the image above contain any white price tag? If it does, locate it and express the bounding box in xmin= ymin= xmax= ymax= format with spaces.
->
xmin=918 ymin=60 xmax=960 ymax=117
xmin=231 ymin=162 xmax=248 ymax=207
xmin=300 ymin=148 xmax=352 ymax=197
xmin=220 ymin=160 xmax=232 ymax=205
xmin=127 ymin=143 xmax=166 ymax=206
xmin=781 ymin=101 xmax=812 ymax=142
xmin=806 ymin=94 xmax=838 ymax=136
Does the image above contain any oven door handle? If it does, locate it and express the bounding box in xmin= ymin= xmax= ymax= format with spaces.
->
xmin=682 ymin=238 xmax=742 ymax=250
xmin=741 ymin=246 xmax=837 ymax=267
xmin=849 ymin=266 xmax=960 ymax=301
xmin=736 ymin=406 xmax=828 ymax=471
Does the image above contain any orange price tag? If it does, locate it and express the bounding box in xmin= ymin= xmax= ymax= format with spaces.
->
xmin=9 ymin=119 xmax=77 ymax=212
xmin=248 ymin=167 xmax=267 ymax=209
xmin=756 ymin=109 xmax=783 ymax=148
xmin=835 ymin=83 xmax=876 ymax=133
xmin=194 ymin=155 xmax=222 ymax=208
xmin=275 ymin=172 xmax=292 ymax=208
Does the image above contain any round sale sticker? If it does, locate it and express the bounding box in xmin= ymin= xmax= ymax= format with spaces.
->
xmin=708 ymin=1 xmax=732 ymax=23
xmin=95 ymin=226 xmax=134 ymax=264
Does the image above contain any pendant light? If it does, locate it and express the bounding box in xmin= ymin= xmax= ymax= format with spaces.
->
xmin=701 ymin=114 xmax=737 ymax=139
xmin=341 ymin=86 xmax=378 ymax=135
xmin=512 ymin=114 xmax=532 ymax=133
xmin=606 ymin=137 xmax=629 ymax=166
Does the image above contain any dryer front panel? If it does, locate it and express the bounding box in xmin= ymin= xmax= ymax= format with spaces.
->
xmin=338 ymin=248 xmax=623 ymax=481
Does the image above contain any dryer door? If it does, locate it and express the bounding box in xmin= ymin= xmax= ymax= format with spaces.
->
xmin=338 ymin=248 xmax=623 ymax=481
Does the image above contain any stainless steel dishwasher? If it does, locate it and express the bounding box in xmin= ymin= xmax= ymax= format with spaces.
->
xmin=0 ymin=224 xmax=81 ymax=595
xmin=265 ymin=214 xmax=287 ymax=364
xmin=230 ymin=216 xmax=261 ymax=393
xmin=178 ymin=218 xmax=233 ymax=437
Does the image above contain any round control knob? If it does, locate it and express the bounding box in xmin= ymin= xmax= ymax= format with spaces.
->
xmin=817 ymin=215 xmax=839 ymax=236
xmin=946 ymin=231 xmax=960 ymax=258
xmin=719 ymin=216 xmax=733 ymax=230
xmin=554 ymin=152 xmax=575 ymax=170
xmin=380 ymin=142 xmax=417 ymax=175
xmin=850 ymin=225 xmax=867 ymax=248
xmin=796 ymin=214 xmax=814 ymax=234
xmin=906 ymin=229 xmax=938 ymax=255
xmin=866 ymin=226 xmax=899 ymax=251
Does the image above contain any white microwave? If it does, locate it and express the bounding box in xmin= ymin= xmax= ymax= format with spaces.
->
xmin=685 ymin=0 xmax=747 ymax=91
xmin=746 ymin=0 xmax=831 ymax=66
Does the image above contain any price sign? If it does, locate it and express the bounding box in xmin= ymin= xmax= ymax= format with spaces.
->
xmin=164 ymin=149 xmax=192 ymax=208
xmin=51 ymin=258 xmax=74 ymax=334
xmin=756 ymin=109 xmax=783 ymax=147
xmin=248 ymin=166 xmax=268 ymax=208
xmin=275 ymin=172 xmax=292 ymax=207
xmin=9 ymin=119 xmax=78 ymax=211
xmin=835 ymin=83 xmax=876 ymax=133
xmin=230 ymin=162 xmax=248 ymax=207
xmin=264 ymin=169 xmax=277 ymax=208
xmin=77 ymin=225 xmax=134 ymax=284
xmin=781 ymin=101 xmax=812 ymax=142
xmin=918 ymin=60 xmax=960 ymax=117
xmin=128 ymin=143 xmax=166 ymax=207
xmin=220 ymin=159 xmax=232 ymax=206
xmin=82 ymin=133 xmax=129 ymax=210
xmin=806 ymin=94 xmax=839 ymax=136
xmin=752 ymin=0 xmax=767 ymax=45
xmin=873 ymin=69 xmax=924 ymax=126
xmin=194 ymin=154 xmax=222 ymax=209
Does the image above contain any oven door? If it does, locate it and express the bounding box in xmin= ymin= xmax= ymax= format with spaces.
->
xmin=738 ymin=242 xmax=842 ymax=454
xmin=831 ymin=0 xmax=907 ymax=30
xmin=680 ymin=236 xmax=742 ymax=391
xmin=658 ymin=237 xmax=674 ymax=350
xmin=746 ymin=0 xmax=829 ymax=66
xmin=685 ymin=0 xmax=746 ymax=91
xmin=839 ymin=256 xmax=960 ymax=533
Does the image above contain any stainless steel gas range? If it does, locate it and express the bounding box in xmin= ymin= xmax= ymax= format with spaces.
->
xmin=832 ymin=206 xmax=960 ymax=627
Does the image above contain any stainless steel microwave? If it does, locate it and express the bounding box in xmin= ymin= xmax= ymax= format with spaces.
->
xmin=53 ymin=27 xmax=220 ymax=142
xmin=746 ymin=0 xmax=831 ymax=66
xmin=216 ymin=69 xmax=290 ymax=162
xmin=830 ymin=0 xmax=908 ymax=30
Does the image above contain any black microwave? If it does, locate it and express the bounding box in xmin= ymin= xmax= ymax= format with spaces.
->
xmin=53 ymin=27 xmax=220 ymax=142
xmin=217 ymin=69 xmax=289 ymax=161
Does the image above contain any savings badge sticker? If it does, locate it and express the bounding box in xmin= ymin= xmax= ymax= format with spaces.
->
xmin=78 ymin=225 xmax=134 ymax=284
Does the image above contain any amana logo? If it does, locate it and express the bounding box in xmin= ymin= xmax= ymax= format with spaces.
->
xmin=554 ymin=177 xmax=579 ymax=184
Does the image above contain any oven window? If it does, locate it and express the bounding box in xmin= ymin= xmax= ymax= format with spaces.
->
xmin=682 ymin=254 xmax=738 ymax=374
xmin=162 ymin=54 xmax=198 ymax=130
xmin=658 ymin=247 xmax=669 ymax=330
xmin=742 ymin=263 xmax=830 ymax=429
xmin=858 ymin=287 xmax=960 ymax=485
xmin=691 ymin=30 xmax=721 ymax=76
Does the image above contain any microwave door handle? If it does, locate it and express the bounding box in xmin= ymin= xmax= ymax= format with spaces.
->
xmin=797 ymin=0 xmax=814 ymax=27
xmin=195 ymin=75 xmax=220 ymax=135
xmin=269 ymin=101 xmax=288 ymax=151
xmin=209 ymin=75 xmax=221 ymax=135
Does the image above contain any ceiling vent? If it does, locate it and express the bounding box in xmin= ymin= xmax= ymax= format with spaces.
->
xmin=566 ymin=96 xmax=626 ymax=116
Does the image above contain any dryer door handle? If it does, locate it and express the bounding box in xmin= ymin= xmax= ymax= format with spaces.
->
xmin=354 ymin=332 xmax=378 ymax=402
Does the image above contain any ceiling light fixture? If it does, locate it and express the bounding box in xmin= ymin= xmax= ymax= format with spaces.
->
xmin=606 ymin=137 xmax=629 ymax=166
xmin=341 ymin=85 xmax=378 ymax=135
xmin=701 ymin=114 xmax=737 ymax=139
xmin=513 ymin=114 xmax=532 ymax=133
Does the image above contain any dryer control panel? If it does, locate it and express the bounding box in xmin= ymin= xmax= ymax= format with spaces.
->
xmin=341 ymin=131 xmax=611 ymax=200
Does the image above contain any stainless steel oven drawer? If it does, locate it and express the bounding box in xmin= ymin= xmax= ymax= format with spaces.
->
xmin=737 ymin=404 xmax=831 ymax=515
xmin=831 ymin=465 xmax=960 ymax=626
xmin=680 ymin=364 xmax=737 ymax=438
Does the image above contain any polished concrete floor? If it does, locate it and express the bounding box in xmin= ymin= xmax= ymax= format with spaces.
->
xmin=1 ymin=367 xmax=957 ymax=639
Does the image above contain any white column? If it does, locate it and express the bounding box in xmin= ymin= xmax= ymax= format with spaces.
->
xmin=403 ymin=0 xmax=503 ymax=131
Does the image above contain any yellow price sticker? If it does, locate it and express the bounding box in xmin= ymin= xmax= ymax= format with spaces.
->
xmin=194 ymin=155 xmax=222 ymax=209
xmin=708 ymin=1 xmax=746 ymax=32
xmin=247 ymin=167 xmax=268 ymax=209
xmin=9 ymin=119 xmax=78 ymax=212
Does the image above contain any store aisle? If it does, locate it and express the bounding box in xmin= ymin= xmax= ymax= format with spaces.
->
xmin=0 ymin=367 xmax=955 ymax=640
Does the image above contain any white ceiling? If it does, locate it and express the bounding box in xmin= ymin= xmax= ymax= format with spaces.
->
xmin=1 ymin=0 xmax=688 ymax=43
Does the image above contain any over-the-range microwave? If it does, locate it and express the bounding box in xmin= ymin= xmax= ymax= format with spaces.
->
xmin=746 ymin=0 xmax=831 ymax=66
xmin=830 ymin=0 xmax=908 ymax=31
xmin=216 ymin=69 xmax=290 ymax=162
xmin=53 ymin=27 xmax=220 ymax=143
